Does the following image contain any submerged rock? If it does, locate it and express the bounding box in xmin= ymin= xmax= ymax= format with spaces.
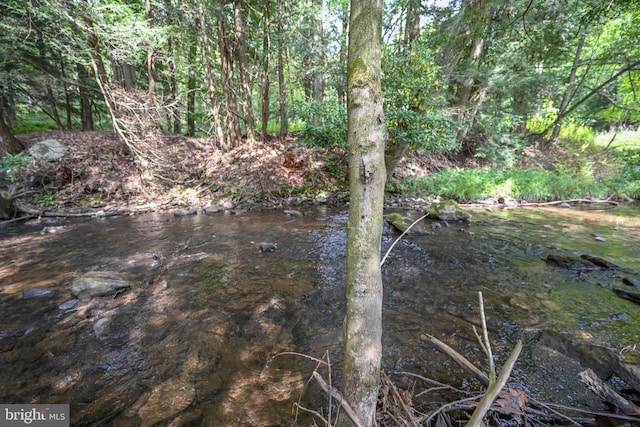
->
xmin=258 ymin=242 xmax=277 ymax=253
xmin=23 ymin=288 xmax=52 ymax=299
xmin=386 ymin=212 xmax=411 ymax=233
xmin=173 ymin=208 xmax=197 ymax=216
xmin=428 ymin=200 xmax=471 ymax=221
xmin=71 ymin=271 xmax=131 ymax=300
xmin=59 ymin=299 xmax=79 ymax=311
xmin=545 ymin=254 xmax=601 ymax=271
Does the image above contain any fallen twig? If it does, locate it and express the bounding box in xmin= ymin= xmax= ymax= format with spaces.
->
xmin=312 ymin=371 xmax=365 ymax=427
xmin=579 ymin=368 xmax=640 ymax=416
xmin=420 ymin=334 xmax=490 ymax=387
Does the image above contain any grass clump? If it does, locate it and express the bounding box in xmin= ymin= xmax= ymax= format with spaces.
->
xmin=391 ymin=168 xmax=629 ymax=203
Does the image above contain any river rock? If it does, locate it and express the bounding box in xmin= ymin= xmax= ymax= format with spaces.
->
xmin=428 ymin=200 xmax=471 ymax=221
xmin=539 ymin=329 xmax=617 ymax=379
xmin=545 ymin=254 xmax=601 ymax=270
xmin=258 ymin=242 xmax=277 ymax=253
xmin=173 ymin=208 xmax=197 ymax=216
xmin=59 ymin=299 xmax=79 ymax=311
xmin=386 ymin=212 xmax=411 ymax=233
xmin=23 ymin=288 xmax=52 ymax=299
xmin=71 ymin=271 xmax=131 ymax=300
xmin=28 ymin=139 xmax=68 ymax=160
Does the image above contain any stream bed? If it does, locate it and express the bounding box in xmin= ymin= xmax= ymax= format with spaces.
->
xmin=1 ymin=203 xmax=639 ymax=425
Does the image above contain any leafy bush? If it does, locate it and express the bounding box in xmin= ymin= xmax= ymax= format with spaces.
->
xmin=0 ymin=152 xmax=31 ymax=182
xmin=293 ymin=101 xmax=347 ymax=148
xmin=383 ymin=39 xmax=459 ymax=154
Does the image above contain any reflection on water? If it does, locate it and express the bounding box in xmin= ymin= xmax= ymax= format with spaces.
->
xmin=0 ymin=203 xmax=639 ymax=425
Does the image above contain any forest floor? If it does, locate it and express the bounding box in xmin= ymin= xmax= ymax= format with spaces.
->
xmin=12 ymin=130 xmax=467 ymax=216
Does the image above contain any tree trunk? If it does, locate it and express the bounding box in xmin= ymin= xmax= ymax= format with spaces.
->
xmin=312 ymin=0 xmax=325 ymax=102
xmin=550 ymin=31 xmax=586 ymax=143
xmin=198 ymin=2 xmax=225 ymax=144
xmin=260 ymin=0 xmax=271 ymax=139
xmin=146 ymin=0 xmax=157 ymax=97
xmin=167 ymin=38 xmax=181 ymax=134
xmin=277 ymin=0 xmax=288 ymax=139
xmin=218 ymin=16 xmax=242 ymax=149
xmin=0 ymin=102 xmax=25 ymax=157
xmin=187 ymin=40 xmax=197 ymax=137
xmin=234 ymin=0 xmax=257 ymax=144
xmin=76 ymin=64 xmax=94 ymax=131
xmin=341 ymin=0 xmax=386 ymax=424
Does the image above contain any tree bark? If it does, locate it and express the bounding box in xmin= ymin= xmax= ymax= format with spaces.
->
xmin=218 ymin=15 xmax=242 ymax=149
xmin=76 ymin=64 xmax=94 ymax=131
xmin=276 ymin=0 xmax=288 ymax=139
xmin=0 ymin=106 xmax=25 ymax=157
xmin=260 ymin=0 xmax=271 ymax=139
xmin=341 ymin=0 xmax=386 ymax=424
xmin=234 ymin=0 xmax=257 ymax=144
xmin=146 ymin=0 xmax=157 ymax=98
xmin=197 ymin=2 xmax=225 ymax=144
xmin=550 ymin=31 xmax=586 ymax=143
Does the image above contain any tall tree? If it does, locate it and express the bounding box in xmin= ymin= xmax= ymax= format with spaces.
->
xmin=276 ymin=0 xmax=288 ymax=138
xmin=341 ymin=0 xmax=386 ymax=424
xmin=234 ymin=0 xmax=257 ymax=144
xmin=218 ymin=13 xmax=242 ymax=149
xmin=198 ymin=2 xmax=225 ymax=144
xmin=0 ymin=101 xmax=25 ymax=156
xmin=260 ymin=0 xmax=271 ymax=139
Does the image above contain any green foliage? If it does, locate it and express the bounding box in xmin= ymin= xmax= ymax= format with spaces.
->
xmin=294 ymin=101 xmax=347 ymax=148
xmin=391 ymin=166 xmax=632 ymax=203
xmin=383 ymin=39 xmax=459 ymax=153
xmin=32 ymin=192 xmax=56 ymax=207
xmin=0 ymin=153 xmax=31 ymax=182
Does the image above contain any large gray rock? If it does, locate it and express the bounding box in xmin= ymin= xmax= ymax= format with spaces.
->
xmin=28 ymin=139 xmax=68 ymax=160
xmin=71 ymin=271 xmax=131 ymax=300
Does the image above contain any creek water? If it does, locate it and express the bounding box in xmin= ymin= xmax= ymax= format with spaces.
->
xmin=1 ymin=203 xmax=639 ymax=426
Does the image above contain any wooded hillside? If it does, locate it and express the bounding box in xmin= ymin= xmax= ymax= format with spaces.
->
xmin=1 ymin=0 xmax=639 ymax=173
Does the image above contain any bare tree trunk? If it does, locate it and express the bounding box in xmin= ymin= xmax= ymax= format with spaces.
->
xmin=146 ymin=0 xmax=157 ymax=98
xmin=187 ymin=41 xmax=197 ymax=137
xmin=167 ymin=38 xmax=181 ymax=134
xmin=76 ymin=64 xmax=94 ymax=131
xmin=234 ymin=0 xmax=257 ymax=144
xmin=0 ymin=104 xmax=24 ymax=157
xmin=218 ymin=16 xmax=242 ymax=149
xmin=551 ymin=31 xmax=586 ymax=143
xmin=313 ymin=0 xmax=325 ymax=102
xmin=341 ymin=0 xmax=386 ymax=424
xmin=277 ymin=0 xmax=288 ymax=139
xmin=336 ymin=1 xmax=349 ymax=105
xmin=198 ymin=2 xmax=225 ymax=145
xmin=260 ymin=0 xmax=271 ymax=139
xmin=121 ymin=63 xmax=137 ymax=91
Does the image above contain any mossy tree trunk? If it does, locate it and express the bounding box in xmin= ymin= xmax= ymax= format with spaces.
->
xmin=340 ymin=0 xmax=386 ymax=424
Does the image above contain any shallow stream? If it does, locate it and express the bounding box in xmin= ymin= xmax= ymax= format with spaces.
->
xmin=1 ymin=203 xmax=639 ymax=425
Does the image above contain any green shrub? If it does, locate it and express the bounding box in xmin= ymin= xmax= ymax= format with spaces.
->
xmin=293 ymin=101 xmax=347 ymax=148
xmin=0 ymin=152 xmax=31 ymax=182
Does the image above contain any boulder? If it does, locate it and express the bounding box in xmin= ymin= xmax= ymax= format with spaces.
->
xmin=28 ymin=139 xmax=68 ymax=160
xmin=71 ymin=271 xmax=131 ymax=300
xmin=386 ymin=212 xmax=411 ymax=233
xmin=428 ymin=200 xmax=471 ymax=221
